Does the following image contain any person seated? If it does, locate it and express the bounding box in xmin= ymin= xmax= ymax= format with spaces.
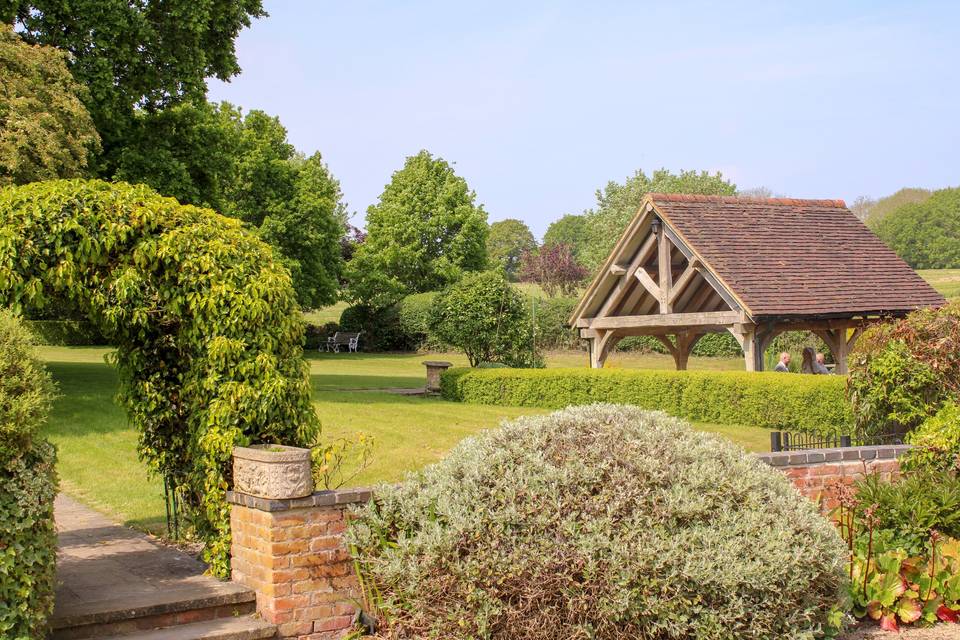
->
xmin=814 ymin=352 xmax=831 ymax=374
xmin=774 ymin=351 xmax=791 ymax=372
xmin=801 ymin=346 xmax=816 ymax=374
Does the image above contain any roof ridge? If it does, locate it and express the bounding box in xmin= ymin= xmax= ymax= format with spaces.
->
xmin=648 ymin=193 xmax=847 ymax=208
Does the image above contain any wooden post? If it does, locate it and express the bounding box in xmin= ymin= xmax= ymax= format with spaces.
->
xmin=657 ymin=221 xmax=673 ymax=313
xmin=728 ymin=324 xmax=759 ymax=372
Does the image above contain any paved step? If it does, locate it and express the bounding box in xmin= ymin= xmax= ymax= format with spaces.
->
xmin=52 ymin=495 xmax=263 ymax=640
xmin=94 ymin=616 xmax=276 ymax=640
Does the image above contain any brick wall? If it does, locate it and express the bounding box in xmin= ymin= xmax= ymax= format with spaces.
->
xmin=757 ymin=444 xmax=910 ymax=511
xmin=227 ymin=489 xmax=371 ymax=640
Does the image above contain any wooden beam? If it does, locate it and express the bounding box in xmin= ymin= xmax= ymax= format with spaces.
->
xmin=661 ymin=224 xmax=741 ymax=313
xmin=634 ymin=267 xmax=661 ymax=302
xmin=609 ymin=264 xmax=627 ymax=276
xmin=667 ymin=259 xmax=700 ymax=305
xmin=582 ymin=310 xmax=740 ymax=330
xmin=594 ymin=232 xmax=658 ymax=319
xmin=658 ymin=225 xmax=673 ymax=313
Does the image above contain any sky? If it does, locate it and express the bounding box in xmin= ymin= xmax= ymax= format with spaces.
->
xmin=208 ymin=1 xmax=960 ymax=238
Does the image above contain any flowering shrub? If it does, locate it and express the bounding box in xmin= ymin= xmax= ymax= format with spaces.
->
xmin=349 ymin=404 xmax=847 ymax=639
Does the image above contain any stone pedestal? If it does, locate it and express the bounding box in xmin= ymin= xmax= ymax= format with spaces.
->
xmin=228 ymin=485 xmax=372 ymax=640
xmin=423 ymin=360 xmax=453 ymax=393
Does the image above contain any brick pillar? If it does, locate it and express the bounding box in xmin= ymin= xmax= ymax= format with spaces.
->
xmin=757 ymin=444 xmax=910 ymax=511
xmin=227 ymin=488 xmax=372 ymax=640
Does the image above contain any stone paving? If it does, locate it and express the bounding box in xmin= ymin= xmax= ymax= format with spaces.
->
xmin=53 ymin=494 xmax=254 ymax=632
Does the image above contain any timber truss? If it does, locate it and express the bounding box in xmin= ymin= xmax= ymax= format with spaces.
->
xmin=569 ymin=200 xmax=877 ymax=372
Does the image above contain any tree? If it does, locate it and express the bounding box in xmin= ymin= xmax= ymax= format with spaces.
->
xmin=864 ymin=187 xmax=933 ymax=229
xmin=259 ymin=152 xmax=346 ymax=309
xmin=873 ymin=188 xmax=960 ymax=269
xmin=849 ymin=195 xmax=875 ymax=222
xmin=115 ymin=102 xmax=346 ymax=309
xmin=429 ymin=271 xmax=539 ymax=367
xmin=542 ymin=214 xmax=588 ymax=260
xmin=4 ymin=0 xmax=265 ymax=174
xmin=579 ymin=169 xmax=736 ymax=271
xmin=0 ymin=27 xmax=99 ymax=184
xmin=487 ymin=218 xmax=536 ymax=281
xmin=345 ymin=150 xmax=488 ymax=308
xmin=520 ymin=243 xmax=588 ymax=297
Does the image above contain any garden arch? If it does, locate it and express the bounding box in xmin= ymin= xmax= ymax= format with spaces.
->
xmin=570 ymin=193 xmax=945 ymax=372
xmin=0 ymin=179 xmax=318 ymax=576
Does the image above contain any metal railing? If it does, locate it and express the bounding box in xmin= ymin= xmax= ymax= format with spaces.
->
xmin=770 ymin=430 xmax=905 ymax=452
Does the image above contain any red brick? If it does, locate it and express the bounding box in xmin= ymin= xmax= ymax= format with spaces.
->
xmin=314 ymin=615 xmax=354 ymax=632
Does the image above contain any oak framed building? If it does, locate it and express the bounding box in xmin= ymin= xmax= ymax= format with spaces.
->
xmin=569 ymin=194 xmax=945 ymax=372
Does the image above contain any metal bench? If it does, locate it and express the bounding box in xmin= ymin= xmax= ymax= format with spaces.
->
xmin=324 ymin=331 xmax=361 ymax=353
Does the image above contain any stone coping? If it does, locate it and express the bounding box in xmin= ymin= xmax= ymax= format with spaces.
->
xmin=226 ymin=488 xmax=372 ymax=512
xmin=422 ymin=360 xmax=453 ymax=368
xmin=756 ymin=444 xmax=912 ymax=467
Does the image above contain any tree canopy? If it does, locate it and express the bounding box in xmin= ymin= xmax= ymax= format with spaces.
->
xmin=863 ymin=187 xmax=934 ymax=229
xmin=579 ymin=169 xmax=736 ymax=271
xmin=0 ymin=27 xmax=99 ymax=185
xmin=542 ymin=213 xmax=588 ymax=260
xmin=873 ymin=187 xmax=960 ymax=269
xmin=3 ymin=0 xmax=265 ymax=173
xmin=114 ymin=101 xmax=346 ymax=309
xmin=520 ymin=243 xmax=587 ymax=297
xmin=487 ymin=218 xmax=536 ymax=281
xmin=345 ymin=150 xmax=488 ymax=308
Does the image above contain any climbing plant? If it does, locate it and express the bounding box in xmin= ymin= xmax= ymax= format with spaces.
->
xmin=0 ymin=179 xmax=319 ymax=577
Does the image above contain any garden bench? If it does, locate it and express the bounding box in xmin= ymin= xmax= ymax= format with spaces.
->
xmin=324 ymin=331 xmax=361 ymax=353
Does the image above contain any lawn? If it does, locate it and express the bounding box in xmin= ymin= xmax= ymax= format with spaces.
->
xmin=39 ymin=346 xmax=766 ymax=533
xmin=919 ymin=268 xmax=960 ymax=300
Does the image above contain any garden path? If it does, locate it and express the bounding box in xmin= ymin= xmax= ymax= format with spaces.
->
xmin=51 ymin=495 xmax=267 ymax=639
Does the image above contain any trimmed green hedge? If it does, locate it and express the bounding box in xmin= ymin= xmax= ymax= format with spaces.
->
xmin=25 ymin=319 xmax=108 ymax=346
xmin=1 ymin=441 xmax=58 ymax=640
xmin=441 ymin=367 xmax=852 ymax=434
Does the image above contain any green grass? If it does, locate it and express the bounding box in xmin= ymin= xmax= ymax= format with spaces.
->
xmin=38 ymin=346 xmax=767 ymax=532
xmin=919 ymin=269 xmax=960 ymax=300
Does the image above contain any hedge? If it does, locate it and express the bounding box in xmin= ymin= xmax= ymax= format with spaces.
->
xmin=441 ymin=367 xmax=852 ymax=434
xmin=25 ymin=319 xmax=108 ymax=346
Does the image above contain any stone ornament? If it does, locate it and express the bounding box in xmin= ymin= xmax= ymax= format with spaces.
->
xmin=233 ymin=444 xmax=313 ymax=500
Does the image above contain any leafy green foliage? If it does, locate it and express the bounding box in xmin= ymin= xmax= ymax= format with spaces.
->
xmin=395 ymin=292 xmax=441 ymax=351
xmin=532 ymin=295 xmax=579 ymax=350
xmin=518 ymin=242 xmax=587 ymax=297
xmin=542 ymin=213 xmax=588 ymax=261
xmin=0 ymin=27 xmax=99 ymax=185
xmin=853 ymin=473 xmax=960 ymax=554
xmin=116 ymin=102 xmax=346 ymax=309
xmin=903 ymin=402 xmax=960 ymax=476
xmin=0 ymin=310 xmax=56 ymax=458
xmin=0 ymin=179 xmax=318 ymax=577
xmin=0 ymin=310 xmax=58 ymax=639
xmin=849 ymin=302 xmax=960 ymax=436
xmin=5 ymin=0 xmax=265 ymax=173
xmin=349 ymin=404 xmax=847 ymax=639
xmin=441 ymin=367 xmax=852 ymax=433
xmin=0 ymin=440 xmax=58 ymax=640
xmin=338 ymin=304 xmax=409 ymax=352
xmin=580 ymin=169 xmax=736 ymax=271
xmin=862 ymin=187 xmax=933 ymax=228
xmin=873 ymin=188 xmax=960 ymax=269
xmin=430 ymin=272 xmax=541 ymax=368
xmin=486 ymin=218 xmax=536 ymax=281
xmin=345 ymin=150 xmax=488 ymax=308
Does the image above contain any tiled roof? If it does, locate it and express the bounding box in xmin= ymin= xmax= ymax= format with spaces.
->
xmin=649 ymin=193 xmax=946 ymax=317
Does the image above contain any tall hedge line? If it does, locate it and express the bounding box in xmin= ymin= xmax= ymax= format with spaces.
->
xmin=0 ymin=311 xmax=58 ymax=639
xmin=441 ymin=368 xmax=852 ymax=434
xmin=25 ymin=319 xmax=108 ymax=346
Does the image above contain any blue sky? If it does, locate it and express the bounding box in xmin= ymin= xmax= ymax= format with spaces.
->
xmin=208 ymin=1 xmax=960 ymax=238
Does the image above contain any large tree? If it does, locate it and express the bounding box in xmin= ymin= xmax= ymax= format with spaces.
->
xmin=115 ymin=101 xmax=346 ymax=309
xmin=487 ymin=218 xmax=536 ymax=281
xmin=345 ymin=150 xmax=488 ymax=308
xmin=3 ymin=0 xmax=264 ymax=173
xmin=579 ymin=169 xmax=736 ymax=271
xmin=873 ymin=187 xmax=960 ymax=269
xmin=0 ymin=27 xmax=99 ymax=184
xmin=542 ymin=213 xmax=588 ymax=260
xmin=863 ymin=187 xmax=933 ymax=229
